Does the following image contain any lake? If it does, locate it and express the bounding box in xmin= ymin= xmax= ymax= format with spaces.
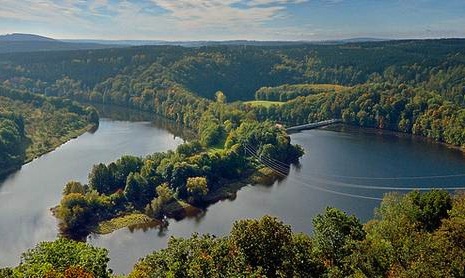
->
xmin=1 ymin=112 xmax=465 ymax=274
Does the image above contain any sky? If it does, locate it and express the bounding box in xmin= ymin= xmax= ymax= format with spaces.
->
xmin=0 ymin=0 xmax=465 ymax=41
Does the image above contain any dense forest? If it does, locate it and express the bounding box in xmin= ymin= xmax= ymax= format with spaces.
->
xmin=1 ymin=39 xmax=464 ymax=147
xmin=2 ymin=39 xmax=465 ymax=277
xmin=252 ymin=83 xmax=465 ymax=146
xmin=0 ymin=86 xmax=98 ymax=177
xmin=3 ymin=190 xmax=465 ymax=277
xmin=0 ymin=111 xmax=25 ymax=176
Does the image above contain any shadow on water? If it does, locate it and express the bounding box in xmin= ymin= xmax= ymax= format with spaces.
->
xmin=93 ymin=104 xmax=196 ymax=140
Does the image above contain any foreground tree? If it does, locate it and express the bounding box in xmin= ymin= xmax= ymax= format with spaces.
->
xmin=312 ymin=207 xmax=365 ymax=274
xmin=14 ymin=239 xmax=111 ymax=277
xmin=229 ymin=216 xmax=294 ymax=277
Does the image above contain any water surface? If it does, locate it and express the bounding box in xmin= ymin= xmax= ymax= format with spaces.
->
xmin=0 ymin=117 xmax=183 ymax=268
xmin=91 ymin=126 xmax=465 ymax=274
xmin=1 ymin=115 xmax=465 ymax=274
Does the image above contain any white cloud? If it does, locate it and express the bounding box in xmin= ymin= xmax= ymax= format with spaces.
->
xmin=146 ymin=0 xmax=313 ymax=39
xmin=0 ymin=0 xmax=316 ymax=40
xmin=247 ymin=0 xmax=307 ymax=7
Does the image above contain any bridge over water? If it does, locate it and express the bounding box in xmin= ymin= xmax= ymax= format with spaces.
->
xmin=286 ymin=119 xmax=342 ymax=133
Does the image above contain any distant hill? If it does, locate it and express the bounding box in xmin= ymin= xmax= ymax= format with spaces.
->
xmin=0 ymin=34 xmax=390 ymax=53
xmin=63 ymin=39 xmax=318 ymax=47
xmin=62 ymin=38 xmax=389 ymax=47
xmin=0 ymin=33 xmax=120 ymax=53
xmin=0 ymin=33 xmax=56 ymax=42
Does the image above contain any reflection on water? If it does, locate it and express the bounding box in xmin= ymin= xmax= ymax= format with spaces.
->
xmin=2 ymin=105 xmax=465 ymax=275
xmin=91 ymin=125 xmax=465 ymax=274
xmin=0 ymin=105 xmax=184 ymax=270
xmin=94 ymin=104 xmax=195 ymax=140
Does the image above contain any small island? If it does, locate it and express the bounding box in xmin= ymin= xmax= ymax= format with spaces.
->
xmin=54 ymin=93 xmax=304 ymax=238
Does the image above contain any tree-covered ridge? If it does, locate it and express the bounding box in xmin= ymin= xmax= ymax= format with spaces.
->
xmin=0 ymin=86 xmax=99 ymax=177
xmin=1 ymin=40 xmax=464 ymax=149
xmin=4 ymin=190 xmax=464 ymax=277
xmin=55 ymin=95 xmax=304 ymax=238
xmin=252 ymin=83 xmax=465 ymax=147
xmin=1 ymin=39 xmax=465 ymax=102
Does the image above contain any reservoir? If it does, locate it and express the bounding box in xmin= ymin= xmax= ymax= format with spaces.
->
xmin=1 ymin=110 xmax=465 ymax=274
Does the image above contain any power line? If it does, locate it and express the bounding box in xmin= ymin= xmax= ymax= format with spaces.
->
xmin=243 ymin=143 xmax=465 ymax=194
xmin=248 ymin=142 xmax=465 ymax=181
xmin=243 ymin=144 xmax=383 ymax=200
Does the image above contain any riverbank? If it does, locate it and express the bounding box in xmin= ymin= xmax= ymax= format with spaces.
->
xmin=82 ymin=102 xmax=197 ymax=141
xmin=325 ymin=124 xmax=465 ymax=154
xmin=0 ymin=124 xmax=95 ymax=180
xmin=24 ymin=124 xmax=96 ymax=164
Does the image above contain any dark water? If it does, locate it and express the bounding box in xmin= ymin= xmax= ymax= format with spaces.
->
xmin=1 ymin=115 xmax=465 ymax=274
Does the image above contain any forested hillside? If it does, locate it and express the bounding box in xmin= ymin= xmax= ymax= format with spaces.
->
xmin=1 ymin=39 xmax=465 ymax=101
xmin=0 ymin=86 xmax=98 ymax=177
xmin=1 ymin=40 xmax=464 ymax=148
xmin=252 ymin=83 xmax=465 ymax=147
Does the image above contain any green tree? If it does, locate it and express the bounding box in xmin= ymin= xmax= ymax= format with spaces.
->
xmin=288 ymin=233 xmax=325 ymax=277
xmin=229 ymin=215 xmax=293 ymax=276
xmin=215 ymin=91 xmax=226 ymax=123
xmin=146 ymin=183 xmax=175 ymax=218
xmin=186 ymin=176 xmax=208 ymax=201
xmin=85 ymin=106 xmax=99 ymax=126
xmin=62 ymin=181 xmax=86 ymax=195
xmin=129 ymin=235 xmax=260 ymax=278
xmin=88 ymin=163 xmax=113 ymax=194
xmin=113 ymin=155 xmax=143 ymax=189
xmin=313 ymin=207 xmax=365 ymax=269
xmin=0 ymin=268 xmax=13 ymax=278
xmin=409 ymin=189 xmax=452 ymax=232
xmin=56 ymin=193 xmax=94 ymax=236
xmin=124 ymin=172 xmax=146 ymax=209
xmin=14 ymin=239 xmax=111 ymax=278
xmin=434 ymin=192 xmax=465 ymax=277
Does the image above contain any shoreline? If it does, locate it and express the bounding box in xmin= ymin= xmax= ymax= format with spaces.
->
xmin=24 ymin=124 xmax=96 ymax=164
xmin=0 ymin=124 xmax=95 ymax=180
xmin=321 ymin=123 xmax=465 ymax=154
xmin=89 ymin=167 xmax=282 ymax=235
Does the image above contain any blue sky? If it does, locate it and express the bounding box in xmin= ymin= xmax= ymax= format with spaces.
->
xmin=1 ymin=0 xmax=465 ymax=40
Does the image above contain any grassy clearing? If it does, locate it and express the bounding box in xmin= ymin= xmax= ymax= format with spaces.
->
xmin=94 ymin=213 xmax=157 ymax=234
xmin=243 ymin=100 xmax=285 ymax=107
